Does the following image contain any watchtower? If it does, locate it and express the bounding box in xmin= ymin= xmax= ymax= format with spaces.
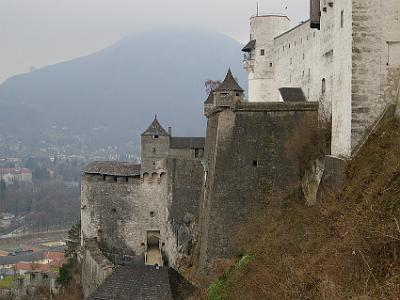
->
xmin=140 ymin=116 xmax=170 ymax=176
xmin=213 ymin=69 xmax=245 ymax=108
xmin=242 ymin=15 xmax=290 ymax=102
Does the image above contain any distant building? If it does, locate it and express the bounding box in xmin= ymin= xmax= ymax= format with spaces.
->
xmin=0 ymin=168 xmax=32 ymax=186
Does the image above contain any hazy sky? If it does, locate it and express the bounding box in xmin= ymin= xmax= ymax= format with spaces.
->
xmin=0 ymin=0 xmax=309 ymax=83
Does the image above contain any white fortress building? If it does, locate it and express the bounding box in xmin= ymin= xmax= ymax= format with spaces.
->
xmin=242 ymin=0 xmax=400 ymax=158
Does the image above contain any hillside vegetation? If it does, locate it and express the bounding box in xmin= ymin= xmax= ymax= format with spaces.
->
xmin=206 ymin=116 xmax=400 ymax=299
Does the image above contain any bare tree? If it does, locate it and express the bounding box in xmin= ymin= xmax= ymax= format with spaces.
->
xmin=204 ymin=80 xmax=221 ymax=95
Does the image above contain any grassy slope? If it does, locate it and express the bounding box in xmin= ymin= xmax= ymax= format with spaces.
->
xmin=208 ymin=117 xmax=400 ymax=299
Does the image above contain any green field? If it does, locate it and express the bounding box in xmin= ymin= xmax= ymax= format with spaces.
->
xmin=0 ymin=276 xmax=14 ymax=289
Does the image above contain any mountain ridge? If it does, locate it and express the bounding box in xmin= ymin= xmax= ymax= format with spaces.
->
xmin=0 ymin=29 xmax=247 ymax=156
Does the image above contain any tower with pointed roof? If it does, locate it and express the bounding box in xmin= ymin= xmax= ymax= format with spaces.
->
xmin=140 ymin=116 xmax=170 ymax=175
xmin=206 ymin=69 xmax=245 ymax=112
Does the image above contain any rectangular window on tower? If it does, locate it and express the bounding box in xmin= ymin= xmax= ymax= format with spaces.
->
xmin=194 ymin=148 xmax=204 ymax=159
xmin=260 ymin=49 xmax=265 ymax=56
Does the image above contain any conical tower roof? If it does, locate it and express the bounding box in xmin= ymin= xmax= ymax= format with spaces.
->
xmin=214 ymin=69 xmax=244 ymax=92
xmin=142 ymin=115 xmax=169 ymax=136
xmin=204 ymin=91 xmax=215 ymax=104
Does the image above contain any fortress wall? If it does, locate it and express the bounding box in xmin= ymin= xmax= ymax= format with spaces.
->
xmin=351 ymin=0 xmax=400 ymax=150
xmin=274 ymin=21 xmax=322 ymax=104
xmin=198 ymin=102 xmax=319 ymax=269
xmin=168 ymin=148 xmax=194 ymax=159
xmin=81 ymin=157 xmax=204 ymax=269
xmin=330 ymin=0 xmax=353 ymax=158
xmin=273 ymin=0 xmax=353 ymax=157
xmin=81 ymin=239 xmax=113 ymax=298
xmin=167 ymin=158 xmax=204 ymax=266
xmin=81 ymin=173 xmax=174 ymax=259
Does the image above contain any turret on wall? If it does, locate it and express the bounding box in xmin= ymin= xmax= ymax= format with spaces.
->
xmin=203 ymin=69 xmax=245 ymax=116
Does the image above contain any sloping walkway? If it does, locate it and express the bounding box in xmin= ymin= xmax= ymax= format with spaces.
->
xmin=90 ymin=265 xmax=174 ymax=300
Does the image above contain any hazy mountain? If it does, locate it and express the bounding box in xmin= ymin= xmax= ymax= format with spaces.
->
xmin=0 ymin=29 xmax=246 ymax=156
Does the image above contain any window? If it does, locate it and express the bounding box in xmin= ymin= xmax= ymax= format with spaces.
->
xmin=153 ymin=135 xmax=159 ymax=139
xmin=114 ymin=176 xmax=118 ymax=182
xmin=102 ymin=175 xmax=106 ymax=181
xmin=270 ymin=63 xmax=273 ymax=67
xmin=322 ymin=78 xmax=326 ymax=95
xmin=150 ymin=211 xmax=155 ymax=217
xmin=260 ymin=49 xmax=265 ymax=56
xmin=125 ymin=177 xmax=129 ymax=183
xmin=341 ymin=10 xmax=344 ymax=28
xmin=195 ymin=148 xmax=204 ymax=158
xmin=252 ymin=160 xmax=258 ymax=167
xmin=152 ymin=148 xmax=156 ymax=154
xmin=112 ymin=208 xmax=116 ymax=213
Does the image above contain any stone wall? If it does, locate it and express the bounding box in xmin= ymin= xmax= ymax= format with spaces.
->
xmin=274 ymin=0 xmax=353 ymax=157
xmin=81 ymin=239 xmax=114 ymax=298
xmin=197 ymin=101 xmax=319 ymax=270
xmin=168 ymin=158 xmax=204 ymax=265
xmin=81 ymin=172 xmax=173 ymax=259
xmin=351 ymin=0 xmax=400 ymax=150
xmin=274 ymin=21 xmax=322 ymax=105
xmin=252 ymin=0 xmax=400 ymax=157
xmin=81 ymin=157 xmax=203 ymax=264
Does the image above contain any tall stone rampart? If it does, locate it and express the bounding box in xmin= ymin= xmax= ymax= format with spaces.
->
xmin=197 ymin=101 xmax=319 ymax=270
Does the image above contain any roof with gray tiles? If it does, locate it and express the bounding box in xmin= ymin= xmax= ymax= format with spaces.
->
xmin=170 ymin=137 xmax=205 ymax=149
xmin=84 ymin=161 xmax=141 ymax=176
xmin=242 ymin=39 xmax=256 ymax=52
xmin=215 ymin=69 xmax=244 ymax=92
xmin=279 ymin=87 xmax=307 ymax=102
xmin=204 ymin=91 xmax=215 ymax=104
xmin=142 ymin=116 xmax=169 ymax=136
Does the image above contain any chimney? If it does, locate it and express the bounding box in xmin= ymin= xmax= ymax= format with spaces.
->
xmin=168 ymin=127 xmax=172 ymax=136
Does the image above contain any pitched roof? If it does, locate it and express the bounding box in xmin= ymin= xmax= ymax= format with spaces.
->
xmin=204 ymin=91 xmax=215 ymax=104
xmin=90 ymin=265 xmax=174 ymax=300
xmin=142 ymin=116 xmax=169 ymax=136
xmin=44 ymin=252 xmax=64 ymax=261
xmin=279 ymin=87 xmax=307 ymax=102
xmin=170 ymin=137 xmax=205 ymax=149
xmin=15 ymin=262 xmax=50 ymax=272
xmin=84 ymin=161 xmax=141 ymax=176
xmin=242 ymin=39 xmax=256 ymax=52
xmin=214 ymin=69 xmax=244 ymax=92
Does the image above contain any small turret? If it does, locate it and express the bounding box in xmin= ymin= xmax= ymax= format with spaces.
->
xmin=213 ymin=69 xmax=244 ymax=108
xmin=140 ymin=116 xmax=170 ymax=175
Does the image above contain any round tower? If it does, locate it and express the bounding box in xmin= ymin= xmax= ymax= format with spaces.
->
xmin=242 ymin=15 xmax=290 ymax=102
